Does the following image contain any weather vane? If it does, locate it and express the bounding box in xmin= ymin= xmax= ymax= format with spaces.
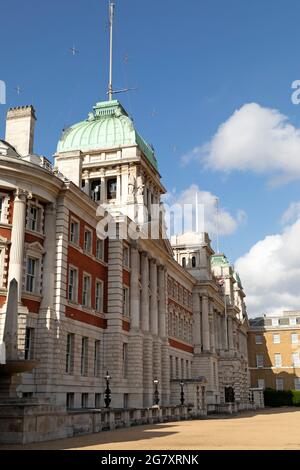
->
xmin=70 ymin=45 xmax=79 ymax=56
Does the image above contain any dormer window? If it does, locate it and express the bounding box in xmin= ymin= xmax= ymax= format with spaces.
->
xmin=107 ymin=178 xmax=117 ymax=200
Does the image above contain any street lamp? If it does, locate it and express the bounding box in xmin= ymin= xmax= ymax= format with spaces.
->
xmin=180 ymin=380 xmax=185 ymax=406
xmin=153 ymin=378 xmax=159 ymax=406
xmin=104 ymin=371 xmax=111 ymax=408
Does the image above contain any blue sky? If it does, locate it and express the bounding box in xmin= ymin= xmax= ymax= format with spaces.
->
xmin=1 ymin=0 xmax=300 ymax=269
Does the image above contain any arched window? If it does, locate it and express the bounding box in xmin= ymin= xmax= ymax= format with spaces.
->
xmin=182 ymin=257 xmax=186 ymax=268
xmin=192 ymin=256 xmax=196 ymax=268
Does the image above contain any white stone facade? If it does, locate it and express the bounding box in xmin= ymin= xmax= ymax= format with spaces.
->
xmin=0 ymin=104 xmax=251 ymax=414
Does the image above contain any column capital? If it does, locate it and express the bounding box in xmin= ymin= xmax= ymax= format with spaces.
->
xmin=15 ymin=188 xmax=32 ymax=202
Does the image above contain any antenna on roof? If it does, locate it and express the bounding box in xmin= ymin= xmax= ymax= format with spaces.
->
xmin=215 ymin=197 xmax=220 ymax=254
xmin=107 ymin=1 xmax=137 ymax=101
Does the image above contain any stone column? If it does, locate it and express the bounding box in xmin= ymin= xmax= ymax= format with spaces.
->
xmin=202 ymin=295 xmax=210 ymax=352
xmin=8 ymin=189 xmax=29 ymax=302
xmin=149 ymin=260 xmax=158 ymax=336
xmin=117 ymin=167 xmax=121 ymax=203
xmin=130 ymin=246 xmax=140 ymax=329
xmin=100 ymin=175 xmax=106 ymax=203
xmin=141 ymin=252 xmax=150 ymax=332
xmin=36 ymin=203 xmax=57 ymax=396
xmin=228 ymin=316 xmax=234 ymax=352
xmin=158 ymin=266 xmax=166 ymax=338
xmin=192 ymin=292 xmax=201 ymax=350
xmin=210 ymin=301 xmax=216 ymax=353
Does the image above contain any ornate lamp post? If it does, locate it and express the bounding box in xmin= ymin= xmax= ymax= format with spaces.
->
xmin=104 ymin=371 xmax=111 ymax=408
xmin=180 ymin=380 xmax=185 ymax=406
xmin=153 ymin=378 xmax=159 ymax=406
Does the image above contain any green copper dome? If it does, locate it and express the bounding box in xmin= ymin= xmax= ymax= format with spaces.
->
xmin=57 ymin=100 xmax=158 ymax=170
xmin=211 ymin=254 xmax=230 ymax=267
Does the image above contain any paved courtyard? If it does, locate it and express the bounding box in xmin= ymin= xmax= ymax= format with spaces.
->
xmin=2 ymin=408 xmax=300 ymax=450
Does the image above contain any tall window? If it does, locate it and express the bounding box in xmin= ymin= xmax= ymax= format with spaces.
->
xmin=170 ymin=356 xmax=173 ymax=379
xmin=94 ymin=340 xmax=101 ymax=377
xmin=273 ymin=334 xmax=280 ymax=344
xmin=82 ymin=275 xmax=91 ymax=307
xmin=66 ymin=333 xmax=74 ymax=374
xmin=256 ymin=354 xmax=264 ymax=368
xmin=0 ymin=196 xmax=5 ymax=222
xmin=123 ymin=287 xmax=129 ymax=317
xmin=25 ymin=327 xmax=34 ymax=360
xmin=255 ymin=335 xmax=263 ymax=345
xmin=96 ymin=239 xmax=104 ymax=261
xmin=81 ymin=393 xmax=89 ymax=408
xmin=91 ymin=179 xmax=101 ymax=202
xmin=258 ymin=379 xmax=265 ymax=389
xmin=291 ymin=333 xmax=298 ymax=344
xmin=84 ymin=229 xmax=92 ymax=253
xmin=81 ymin=337 xmax=88 ymax=376
xmin=66 ymin=393 xmax=74 ymax=409
xmin=123 ymin=343 xmax=128 ymax=378
xmin=26 ymin=257 xmax=37 ymax=293
xmin=292 ymin=352 xmax=300 ymax=367
xmin=0 ymin=247 xmax=5 ymax=288
xmin=192 ymin=256 xmax=196 ymax=268
xmin=70 ymin=220 xmax=79 ymax=245
xmin=182 ymin=257 xmax=186 ymax=269
xmin=95 ymin=281 xmax=104 ymax=313
xmin=275 ymin=353 xmax=282 ymax=367
xmin=295 ymin=378 xmax=300 ymax=390
xmin=276 ymin=378 xmax=284 ymax=391
xmin=28 ymin=205 xmax=41 ymax=232
xmin=68 ymin=267 xmax=78 ymax=302
xmin=107 ymin=178 xmax=117 ymax=200
xmin=123 ymin=246 xmax=130 ymax=268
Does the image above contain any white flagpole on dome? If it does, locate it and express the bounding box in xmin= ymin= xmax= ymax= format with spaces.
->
xmin=108 ymin=1 xmax=115 ymax=101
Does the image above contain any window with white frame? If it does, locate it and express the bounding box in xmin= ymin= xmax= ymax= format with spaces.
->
xmin=94 ymin=340 xmax=101 ymax=377
xmin=295 ymin=378 xmax=300 ymax=390
xmin=273 ymin=334 xmax=281 ymax=344
xmin=123 ymin=286 xmax=129 ymax=317
xmin=274 ymin=353 xmax=282 ymax=367
xmin=291 ymin=333 xmax=298 ymax=344
xmin=96 ymin=239 xmax=104 ymax=261
xmin=25 ymin=257 xmax=38 ymax=293
xmin=27 ymin=203 xmax=42 ymax=233
xmin=25 ymin=327 xmax=35 ymax=360
xmin=123 ymin=245 xmax=130 ymax=268
xmin=95 ymin=280 xmax=104 ymax=313
xmin=66 ymin=333 xmax=74 ymax=374
xmin=276 ymin=378 xmax=284 ymax=391
xmin=68 ymin=267 xmax=78 ymax=302
xmin=0 ymin=245 xmax=5 ymax=288
xmin=81 ymin=337 xmax=88 ymax=376
xmin=84 ymin=228 xmax=92 ymax=253
xmin=70 ymin=219 xmax=79 ymax=245
xmin=256 ymin=354 xmax=264 ymax=368
xmin=0 ymin=194 xmax=9 ymax=224
xmin=292 ymin=352 xmax=300 ymax=367
xmin=258 ymin=379 xmax=265 ymax=389
xmin=255 ymin=335 xmax=263 ymax=345
xmin=82 ymin=274 xmax=91 ymax=307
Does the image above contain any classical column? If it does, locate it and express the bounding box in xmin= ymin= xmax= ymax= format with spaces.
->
xmin=116 ymin=167 xmax=121 ymax=203
xmin=8 ymin=189 xmax=29 ymax=302
xmin=100 ymin=174 xmax=106 ymax=203
xmin=140 ymin=252 xmax=150 ymax=332
xmin=130 ymin=246 xmax=140 ymax=329
xmin=192 ymin=292 xmax=201 ymax=348
xmin=228 ymin=316 xmax=234 ymax=352
xmin=210 ymin=301 xmax=216 ymax=353
xmin=40 ymin=203 xmax=56 ymax=310
xmin=149 ymin=259 xmax=158 ymax=336
xmin=158 ymin=266 xmax=166 ymax=338
xmin=202 ymin=295 xmax=210 ymax=352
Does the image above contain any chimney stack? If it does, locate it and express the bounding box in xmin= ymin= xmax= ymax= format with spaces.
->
xmin=5 ymin=106 xmax=36 ymax=157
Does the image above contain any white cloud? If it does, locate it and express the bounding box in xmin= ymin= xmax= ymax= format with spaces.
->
xmin=281 ymin=201 xmax=300 ymax=224
xmin=236 ymin=210 xmax=300 ymax=317
xmin=182 ymin=103 xmax=300 ymax=183
xmin=163 ymin=184 xmax=246 ymax=237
